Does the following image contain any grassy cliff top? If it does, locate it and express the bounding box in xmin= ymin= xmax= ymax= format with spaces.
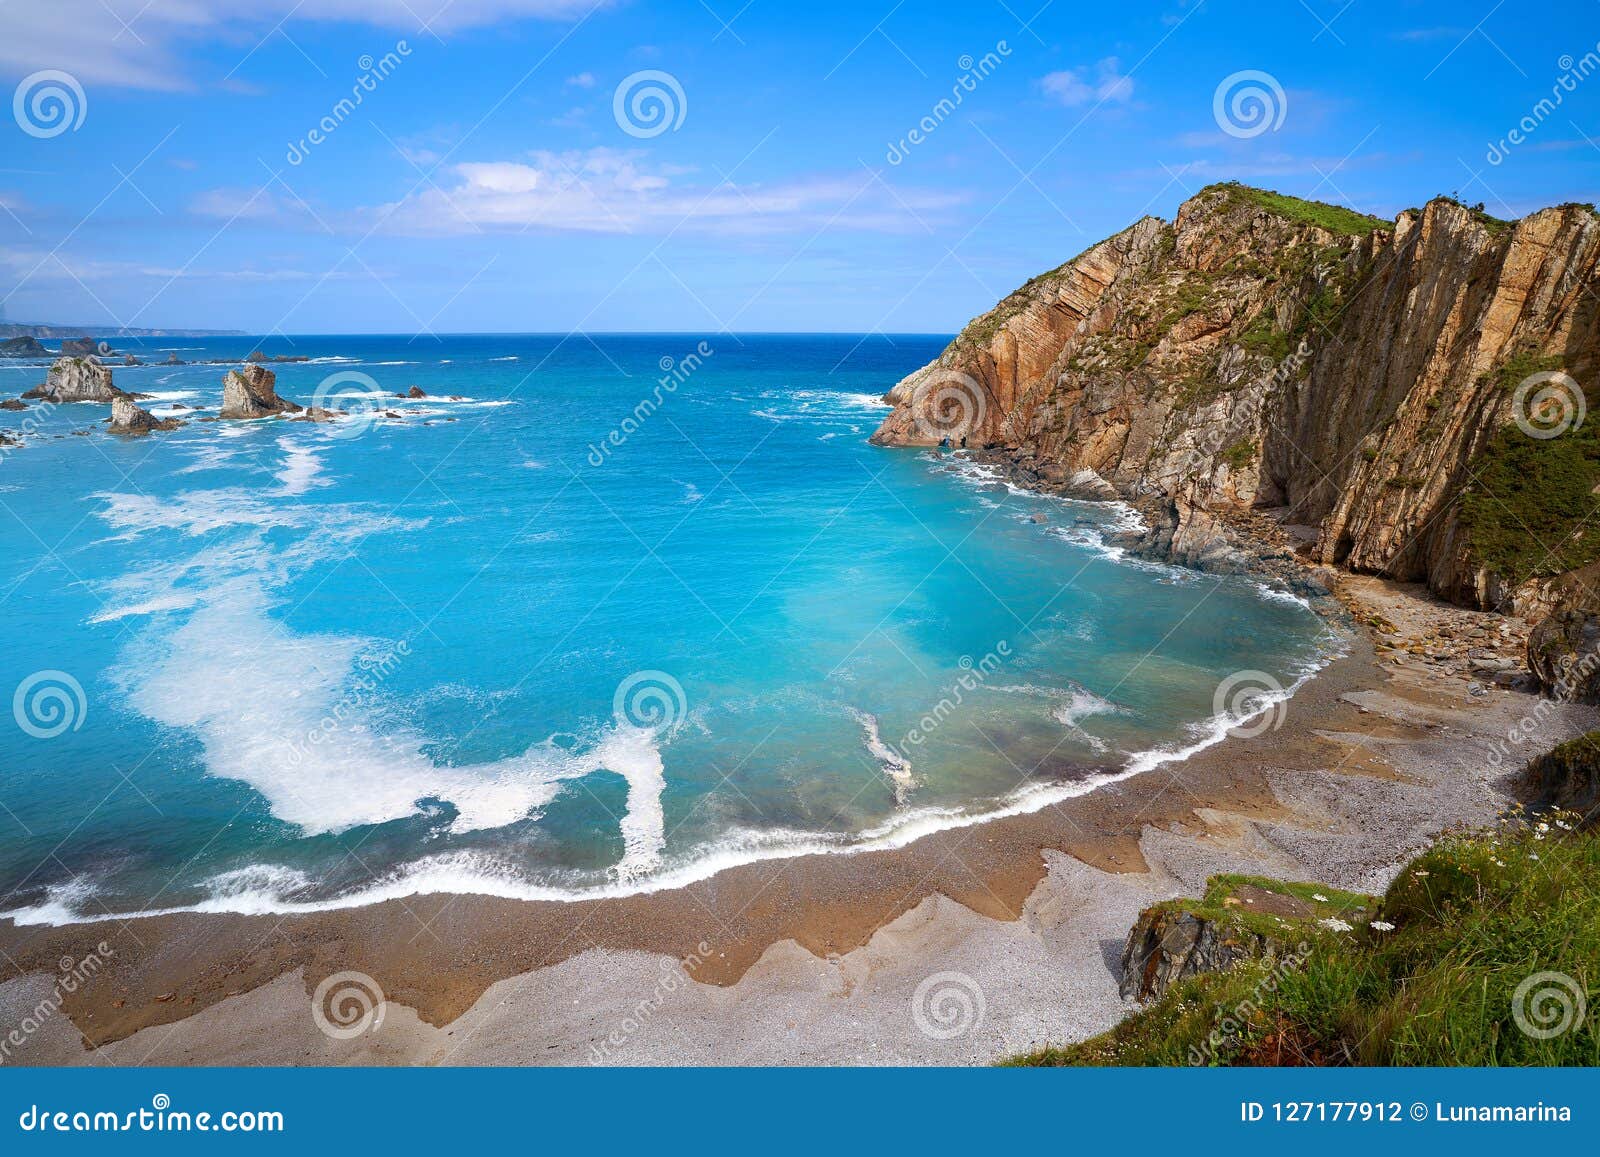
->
xmin=1201 ymin=181 xmax=1393 ymax=236
xmin=1008 ymin=812 xmax=1599 ymax=1067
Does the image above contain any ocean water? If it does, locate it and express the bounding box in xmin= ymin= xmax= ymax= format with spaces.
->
xmin=0 ymin=334 xmax=1338 ymax=923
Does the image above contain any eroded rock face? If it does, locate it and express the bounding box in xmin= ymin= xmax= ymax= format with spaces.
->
xmin=108 ymin=394 xmax=182 ymax=436
xmin=22 ymin=357 xmax=122 ymax=403
xmin=871 ymin=186 xmax=1600 ymax=616
xmin=1118 ymin=906 xmax=1268 ymax=1002
xmin=219 ymin=364 xmax=301 ymax=419
xmin=1527 ymin=610 xmax=1600 ymax=703
xmin=1520 ymin=730 xmax=1600 ymax=827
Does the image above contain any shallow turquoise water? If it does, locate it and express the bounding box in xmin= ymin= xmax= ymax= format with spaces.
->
xmin=0 ymin=334 xmax=1337 ymax=921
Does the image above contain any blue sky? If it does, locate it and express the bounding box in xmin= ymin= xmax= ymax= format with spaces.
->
xmin=1 ymin=0 xmax=1597 ymax=334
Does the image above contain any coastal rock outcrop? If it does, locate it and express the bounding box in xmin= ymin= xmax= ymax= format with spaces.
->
xmin=1527 ymin=610 xmax=1600 ymax=702
xmin=220 ymin=364 xmax=301 ymax=419
xmin=871 ymin=184 xmax=1600 ymax=624
xmin=22 ymin=357 xmax=123 ymax=403
xmin=59 ymin=338 xmax=100 ymax=357
xmin=108 ymin=395 xmax=182 ymax=436
xmin=0 ymin=336 xmax=48 ymax=357
xmin=1520 ymin=730 xmax=1600 ymax=827
xmin=1118 ymin=905 xmax=1270 ymax=1001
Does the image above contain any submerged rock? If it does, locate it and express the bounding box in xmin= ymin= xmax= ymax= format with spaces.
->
xmin=22 ymin=356 xmax=123 ymax=403
xmin=219 ymin=364 xmax=302 ymax=419
xmin=0 ymin=398 xmax=27 ymax=411
xmin=108 ymin=394 xmax=183 ymax=436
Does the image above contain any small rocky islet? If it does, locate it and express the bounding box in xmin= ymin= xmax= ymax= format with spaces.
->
xmin=1 ymin=352 xmax=443 ymax=438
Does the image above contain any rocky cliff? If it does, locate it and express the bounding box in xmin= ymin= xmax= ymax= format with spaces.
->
xmin=872 ymin=184 xmax=1600 ymax=622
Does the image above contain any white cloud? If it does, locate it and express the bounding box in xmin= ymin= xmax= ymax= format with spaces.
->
xmin=0 ymin=246 xmax=367 ymax=283
xmin=565 ymin=71 xmax=596 ymax=88
xmin=370 ymin=148 xmax=963 ymax=235
xmin=1041 ymin=58 xmax=1134 ymax=107
xmin=0 ymin=1 xmax=605 ymax=90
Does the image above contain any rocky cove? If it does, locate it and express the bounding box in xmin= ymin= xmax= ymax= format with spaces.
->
xmin=870 ymin=182 xmax=1600 ymax=703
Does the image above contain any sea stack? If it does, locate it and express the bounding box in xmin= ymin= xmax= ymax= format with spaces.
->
xmin=22 ymin=356 xmax=123 ymax=403
xmin=108 ymin=394 xmax=183 ymax=436
xmin=219 ymin=364 xmax=301 ymax=418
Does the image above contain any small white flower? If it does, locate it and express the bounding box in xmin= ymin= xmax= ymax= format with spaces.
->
xmin=1528 ymin=853 xmax=1540 ymax=861
xmin=1555 ymin=820 xmax=1572 ymax=831
xmin=1312 ymin=893 xmax=1329 ymax=902
xmin=1413 ymin=870 xmax=1430 ymax=878
xmin=1318 ymin=917 xmax=1353 ymax=932
xmin=1369 ymin=920 xmax=1396 ymax=932
xmin=1537 ymin=822 xmax=1550 ymax=833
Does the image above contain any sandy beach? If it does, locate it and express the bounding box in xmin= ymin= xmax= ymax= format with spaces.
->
xmin=2 ymin=568 xmax=1593 ymax=1067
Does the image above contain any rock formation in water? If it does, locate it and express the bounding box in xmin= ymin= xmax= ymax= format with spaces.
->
xmin=219 ymin=364 xmax=301 ymax=419
xmin=22 ymin=356 xmax=124 ymax=403
xmin=872 ymin=184 xmax=1600 ymax=690
xmin=0 ymin=336 xmax=48 ymax=358
xmin=108 ymin=394 xmax=182 ymax=436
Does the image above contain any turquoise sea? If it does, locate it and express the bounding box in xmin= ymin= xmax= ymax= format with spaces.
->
xmin=0 ymin=334 xmax=1338 ymax=922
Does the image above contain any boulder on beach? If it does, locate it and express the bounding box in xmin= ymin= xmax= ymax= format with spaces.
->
xmin=219 ymin=364 xmax=302 ymax=419
xmin=22 ymin=356 xmax=123 ymax=403
xmin=108 ymin=394 xmax=183 ymax=436
xmin=1527 ymin=610 xmax=1600 ymax=703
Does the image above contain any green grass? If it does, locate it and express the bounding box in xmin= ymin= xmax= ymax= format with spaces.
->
xmin=1436 ymin=196 xmax=1516 ymax=236
xmin=1458 ymin=384 xmax=1600 ymax=584
xmin=1220 ymin=441 xmax=1257 ymax=471
xmin=1007 ymin=816 xmax=1600 ymax=1067
xmin=1205 ymin=181 xmax=1391 ymax=237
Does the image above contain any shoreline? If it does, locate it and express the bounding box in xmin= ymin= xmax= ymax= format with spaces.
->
xmin=3 ymin=564 xmax=1594 ymax=1063
xmin=1 ymin=448 xmax=1339 ymax=931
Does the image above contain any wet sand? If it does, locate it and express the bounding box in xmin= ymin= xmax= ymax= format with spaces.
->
xmin=2 ymin=574 xmax=1593 ymax=1065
